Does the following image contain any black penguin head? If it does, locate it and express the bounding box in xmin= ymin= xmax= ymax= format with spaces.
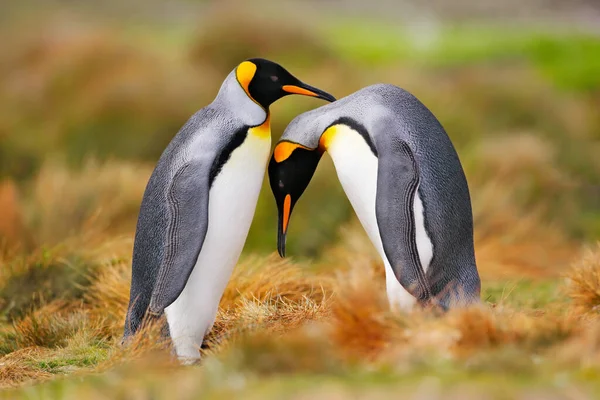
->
xmin=268 ymin=142 xmax=322 ymax=257
xmin=236 ymin=58 xmax=336 ymax=109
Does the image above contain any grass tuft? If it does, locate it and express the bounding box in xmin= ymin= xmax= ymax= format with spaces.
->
xmin=11 ymin=302 xmax=78 ymax=350
xmin=0 ymin=348 xmax=52 ymax=389
xmin=565 ymin=243 xmax=600 ymax=315
xmin=328 ymin=263 xmax=399 ymax=362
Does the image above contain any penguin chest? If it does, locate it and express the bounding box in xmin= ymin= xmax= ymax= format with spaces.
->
xmin=324 ymin=125 xmax=383 ymax=255
xmin=165 ymin=131 xmax=270 ymax=329
xmin=206 ymin=131 xmax=271 ymax=255
xmin=324 ymin=125 xmax=433 ymax=273
xmin=198 ymin=131 xmax=271 ymax=285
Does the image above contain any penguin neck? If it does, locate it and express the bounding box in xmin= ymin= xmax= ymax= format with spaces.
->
xmin=214 ymin=71 xmax=267 ymax=127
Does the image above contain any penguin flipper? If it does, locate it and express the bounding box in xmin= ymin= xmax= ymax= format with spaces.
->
xmin=375 ymin=138 xmax=432 ymax=305
xmin=148 ymin=162 xmax=210 ymax=315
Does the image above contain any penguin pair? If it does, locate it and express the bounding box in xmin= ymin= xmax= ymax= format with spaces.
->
xmin=124 ymin=59 xmax=481 ymax=362
xmin=268 ymin=84 xmax=481 ymax=312
xmin=123 ymin=58 xmax=335 ymax=362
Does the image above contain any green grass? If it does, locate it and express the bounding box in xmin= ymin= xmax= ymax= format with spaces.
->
xmin=482 ymin=280 xmax=563 ymax=309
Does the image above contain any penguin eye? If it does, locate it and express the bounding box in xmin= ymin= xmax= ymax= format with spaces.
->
xmin=270 ymin=75 xmax=279 ymax=82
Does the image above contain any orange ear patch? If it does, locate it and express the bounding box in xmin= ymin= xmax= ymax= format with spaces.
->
xmin=273 ymin=141 xmax=313 ymax=163
xmin=319 ymin=125 xmax=338 ymax=152
xmin=236 ymin=61 xmax=257 ymax=97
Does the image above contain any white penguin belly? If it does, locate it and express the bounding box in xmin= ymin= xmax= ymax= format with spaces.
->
xmin=325 ymin=125 xmax=433 ymax=311
xmin=165 ymin=131 xmax=270 ymax=361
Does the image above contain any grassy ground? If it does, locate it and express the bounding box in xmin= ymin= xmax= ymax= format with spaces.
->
xmin=1 ymin=2 xmax=600 ymax=398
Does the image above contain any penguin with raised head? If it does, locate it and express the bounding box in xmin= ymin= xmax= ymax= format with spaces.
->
xmin=268 ymin=84 xmax=480 ymax=311
xmin=123 ymin=58 xmax=335 ymax=362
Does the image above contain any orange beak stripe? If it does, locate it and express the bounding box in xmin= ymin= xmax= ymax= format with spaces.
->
xmin=273 ymin=141 xmax=313 ymax=163
xmin=282 ymin=85 xmax=319 ymax=97
xmin=282 ymin=194 xmax=292 ymax=233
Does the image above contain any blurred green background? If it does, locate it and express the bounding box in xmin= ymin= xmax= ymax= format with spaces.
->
xmin=0 ymin=0 xmax=599 ymax=259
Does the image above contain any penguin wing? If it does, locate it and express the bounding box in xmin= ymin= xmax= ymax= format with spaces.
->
xmin=374 ymin=136 xmax=432 ymax=305
xmin=147 ymin=161 xmax=210 ymax=315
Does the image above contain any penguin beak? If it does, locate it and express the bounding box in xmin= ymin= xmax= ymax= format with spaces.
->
xmin=277 ymin=224 xmax=287 ymax=258
xmin=282 ymin=83 xmax=336 ymax=103
xmin=277 ymin=194 xmax=292 ymax=257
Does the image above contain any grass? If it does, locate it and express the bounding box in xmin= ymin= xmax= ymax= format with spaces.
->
xmin=0 ymin=1 xmax=599 ymax=398
xmin=0 ymin=182 xmax=596 ymax=395
xmin=0 ymin=233 xmax=599 ymax=397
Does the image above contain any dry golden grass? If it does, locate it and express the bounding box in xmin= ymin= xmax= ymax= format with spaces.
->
xmin=203 ymin=256 xmax=334 ymax=356
xmin=328 ymin=262 xmax=398 ymax=362
xmin=321 ymin=255 xmax=573 ymax=365
xmin=0 ymin=348 xmax=52 ymax=389
xmin=23 ymin=160 xmax=152 ymax=247
xmin=0 ymin=220 xmax=597 ymax=392
xmin=220 ymin=255 xmax=333 ymax=310
xmin=96 ymin=319 xmax=174 ymax=373
xmin=565 ymin=243 xmax=600 ymax=315
xmin=469 ymin=134 xmax=579 ymax=280
xmin=10 ymin=301 xmax=88 ymax=349
xmin=84 ymin=257 xmax=132 ymax=338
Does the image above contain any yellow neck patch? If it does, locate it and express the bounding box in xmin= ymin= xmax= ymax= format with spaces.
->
xmin=319 ymin=125 xmax=338 ymax=152
xmin=249 ymin=114 xmax=271 ymax=139
xmin=273 ymin=141 xmax=313 ymax=163
xmin=236 ymin=61 xmax=257 ymax=98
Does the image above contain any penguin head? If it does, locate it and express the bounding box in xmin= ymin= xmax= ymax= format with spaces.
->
xmin=236 ymin=58 xmax=336 ymax=109
xmin=268 ymin=142 xmax=322 ymax=257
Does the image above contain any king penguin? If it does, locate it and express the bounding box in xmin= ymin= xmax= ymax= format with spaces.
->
xmin=268 ymin=84 xmax=480 ymax=311
xmin=123 ymin=58 xmax=335 ymax=362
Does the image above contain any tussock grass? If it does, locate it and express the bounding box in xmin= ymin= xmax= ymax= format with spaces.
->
xmin=565 ymin=243 xmax=600 ymax=315
xmin=0 ymin=348 xmax=52 ymax=389
xmin=84 ymin=257 xmax=132 ymax=338
xmin=10 ymin=302 xmax=88 ymax=350
xmin=328 ymin=262 xmax=397 ymax=361
xmin=18 ymin=160 xmax=151 ymax=248
xmin=203 ymin=256 xmax=334 ymax=355
xmin=97 ymin=319 xmax=173 ymax=372
xmin=323 ymin=253 xmax=574 ymax=365
xmin=0 ymin=245 xmax=99 ymax=321
xmin=219 ymin=255 xmax=333 ymax=310
xmin=0 ymin=219 xmax=597 ymax=394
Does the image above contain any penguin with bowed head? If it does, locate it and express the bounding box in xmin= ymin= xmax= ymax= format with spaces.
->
xmin=268 ymin=83 xmax=481 ymax=311
xmin=123 ymin=58 xmax=336 ymax=363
